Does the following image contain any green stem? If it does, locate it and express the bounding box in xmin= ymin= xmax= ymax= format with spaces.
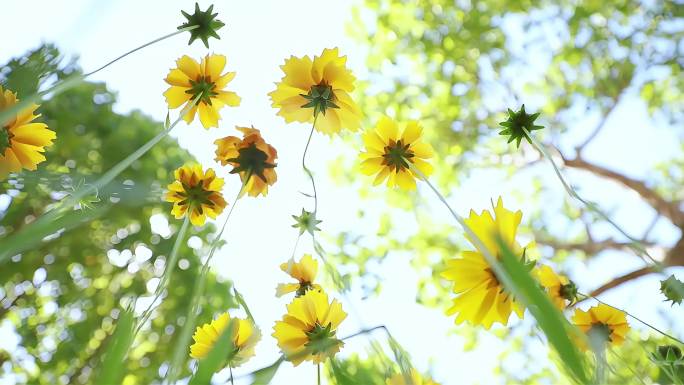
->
xmin=0 ymin=97 xmax=197 ymax=263
xmin=578 ymin=292 xmax=684 ymax=345
xmin=595 ymin=348 xmax=607 ymax=384
xmin=523 ymin=128 xmax=660 ymax=267
xmin=0 ymin=26 xmax=196 ymax=127
xmin=166 ymin=174 xmax=250 ymax=384
xmin=317 ymin=363 xmax=321 ymax=385
xmin=134 ymin=215 xmax=191 ymax=336
xmin=609 ymin=349 xmax=648 ymax=385
xmin=302 ymin=119 xmax=318 ymax=213
xmin=229 ymin=366 xmax=235 ymax=385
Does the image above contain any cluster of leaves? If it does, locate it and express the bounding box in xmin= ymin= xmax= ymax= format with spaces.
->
xmin=0 ymin=46 xmax=236 ymax=384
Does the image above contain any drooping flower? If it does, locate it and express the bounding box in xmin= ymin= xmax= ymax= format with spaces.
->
xmin=214 ymin=126 xmax=277 ymax=197
xmin=178 ymin=3 xmax=225 ymax=48
xmin=571 ymin=303 xmax=630 ymax=350
xmin=268 ymin=48 xmax=362 ymax=136
xmin=0 ymin=86 xmax=56 ymax=179
xmin=386 ymin=369 xmax=441 ymax=385
xmin=272 ymin=289 xmax=347 ymax=366
xmin=165 ymin=164 xmax=227 ymax=226
xmin=536 ymin=264 xmax=578 ymax=310
xmin=164 ymin=54 xmax=240 ymax=129
xmin=360 ymin=116 xmax=434 ymax=190
xmin=276 ymin=254 xmax=322 ymax=297
xmin=441 ymin=197 xmax=531 ymax=329
xmin=498 ymin=104 xmax=544 ymax=148
xmin=190 ymin=312 xmax=260 ymax=368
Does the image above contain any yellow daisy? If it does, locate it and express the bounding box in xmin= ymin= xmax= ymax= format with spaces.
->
xmin=268 ymin=47 xmax=362 ymax=136
xmin=164 ymin=54 xmax=240 ymax=129
xmin=0 ymin=86 xmax=56 ymax=179
xmin=165 ymin=164 xmax=227 ymax=226
xmin=536 ymin=264 xmax=578 ymax=310
xmin=386 ymin=369 xmax=441 ymax=385
xmin=272 ymin=289 xmax=347 ymax=366
xmin=214 ymin=126 xmax=277 ymax=197
xmin=572 ymin=304 xmax=630 ymax=350
xmin=190 ymin=312 xmax=260 ymax=367
xmin=441 ymin=197 xmax=529 ymax=329
xmin=276 ymin=254 xmax=322 ymax=297
xmin=360 ymin=116 xmax=434 ymax=190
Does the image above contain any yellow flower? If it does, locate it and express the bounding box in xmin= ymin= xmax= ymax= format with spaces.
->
xmin=165 ymin=164 xmax=227 ymax=226
xmin=269 ymin=47 xmax=362 ymax=136
xmin=572 ymin=303 xmax=630 ymax=350
xmin=214 ymin=126 xmax=277 ymax=197
xmin=276 ymin=254 xmax=322 ymax=297
xmin=164 ymin=54 xmax=240 ymax=129
xmin=536 ymin=264 xmax=577 ymax=310
xmin=441 ymin=197 xmax=529 ymax=329
xmin=272 ymin=289 xmax=347 ymax=366
xmin=0 ymin=86 xmax=56 ymax=179
xmin=360 ymin=116 xmax=434 ymax=190
xmin=190 ymin=312 xmax=260 ymax=367
xmin=386 ymin=369 xmax=441 ymax=385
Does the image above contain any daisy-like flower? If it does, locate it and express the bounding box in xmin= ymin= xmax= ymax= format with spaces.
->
xmin=441 ymin=197 xmax=531 ymax=329
xmin=214 ymin=126 xmax=277 ymax=197
xmin=164 ymin=54 xmax=240 ymax=129
xmin=536 ymin=264 xmax=578 ymax=310
xmin=276 ymin=254 xmax=322 ymax=297
xmin=386 ymin=369 xmax=441 ymax=385
xmin=0 ymin=86 xmax=56 ymax=179
xmin=190 ymin=312 xmax=260 ymax=367
xmin=268 ymin=47 xmax=362 ymax=136
xmin=572 ymin=304 xmax=630 ymax=351
xmin=360 ymin=116 xmax=434 ymax=190
xmin=272 ymin=289 xmax=347 ymax=366
xmin=165 ymin=164 xmax=227 ymax=226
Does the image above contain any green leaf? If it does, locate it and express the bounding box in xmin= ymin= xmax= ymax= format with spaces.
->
xmin=188 ymin=319 xmax=237 ymax=385
xmin=94 ymin=308 xmax=135 ymax=385
xmin=497 ymin=238 xmax=591 ymax=384
xmin=249 ymin=356 xmax=284 ymax=385
xmin=233 ymin=287 xmax=255 ymax=323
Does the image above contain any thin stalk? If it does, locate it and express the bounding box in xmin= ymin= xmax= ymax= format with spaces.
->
xmin=302 ymin=118 xmax=319 ymax=213
xmin=609 ymin=349 xmax=648 ymax=385
xmin=317 ymin=363 xmax=321 ymax=385
xmin=523 ymin=128 xmax=659 ymax=267
xmin=229 ymin=366 xmax=234 ymax=385
xmin=134 ymin=216 xmax=191 ymax=336
xmin=0 ymin=26 xmax=197 ymax=127
xmin=166 ymin=174 xmax=250 ymax=384
xmin=0 ymin=97 xmax=197 ymax=262
xmin=594 ymin=349 xmax=607 ymax=385
xmin=578 ymin=292 xmax=684 ymax=345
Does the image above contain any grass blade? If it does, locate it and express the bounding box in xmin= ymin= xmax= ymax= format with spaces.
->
xmin=95 ymin=308 xmax=135 ymax=384
xmin=249 ymin=356 xmax=284 ymax=385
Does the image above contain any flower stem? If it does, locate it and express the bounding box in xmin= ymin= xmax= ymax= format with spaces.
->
xmin=523 ymin=128 xmax=660 ymax=267
xmin=302 ymin=117 xmax=319 ymax=213
xmin=577 ymin=292 xmax=684 ymax=345
xmin=317 ymin=363 xmax=321 ymax=385
xmin=134 ymin=215 xmax=190 ymax=336
xmin=166 ymin=174 xmax=250 ymax=384
xmin=229 ymin=366 xmax=234 ymax=385
xmin=0 ymin=26 xmax=197 ymax=127
xmin=595 ymin=349 xmax=607 ymax=384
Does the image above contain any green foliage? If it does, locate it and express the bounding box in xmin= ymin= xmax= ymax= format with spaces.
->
xmin=0 ymin=46 xmax=236 ymax=385
xmin=94 ymin=308 xmax=134 ymax=385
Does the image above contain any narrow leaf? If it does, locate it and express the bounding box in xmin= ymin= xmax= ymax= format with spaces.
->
xmin=249 ymin=356 xmax=284 ymax=385
xmin=95 ymin=308 xmax=135 ymax=384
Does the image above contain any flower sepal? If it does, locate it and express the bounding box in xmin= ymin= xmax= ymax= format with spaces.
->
xmin=178 ymin=3 xmax=225 ymax=48
xmin=498 ymin=104 xmax=544 ymax=148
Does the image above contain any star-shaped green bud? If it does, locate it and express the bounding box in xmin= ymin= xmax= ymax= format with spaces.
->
xmin=226 ymin=143 xmax=276 ymax=183
xmin=498 ymin=104 xmax=544 ymax=148
xmin=70 ymin=179 xmax=100 ymax=211
xmin=178 ymin=3 xmax=225 ymax=48
xmin=660 ymin=275 xmax=684 ymax=306
xmin=305 ymin=322 xmax=341 ymax=355
xmin=292 ymin=208 xmax=322 ymax=236
xmin=300 ymin=83 xmax=339 ymax=117
xmin=559 ymin=280 xmax=579 ymax=305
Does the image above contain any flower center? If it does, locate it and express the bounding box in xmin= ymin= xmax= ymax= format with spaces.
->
xmin=559 ymin=281 xmax=578 ymax=303
xmin=381 ymin=139 xmax=414 ymax=172
xmin=0 ymin=126 xmax=11 ymax=154
xmin=226 ymin=143 xmax=276 ymax=182
xmin=186 ymin=76 xmax=218 ymax=105
xmin=305 ymin=322 xmax=339 ymax=354
xmin=181 ymin=183 xmax=214 ymax=213
xmin=300 ymin=83 xmax=339 ymax=117
xmin=587 ymin=323 xmax=612 ymax=347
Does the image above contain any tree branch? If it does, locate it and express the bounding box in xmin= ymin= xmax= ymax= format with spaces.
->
xmin=561 ymin=154 xmax=684 ymax=227
xmin=588 ymin=266 xmax=655 ymax=298
xmin=537 ymin=237 xmax=654 ymax=255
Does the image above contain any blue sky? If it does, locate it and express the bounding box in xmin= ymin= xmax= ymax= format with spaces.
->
xmin=2 ymin=1 xmax=683 ymax=384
